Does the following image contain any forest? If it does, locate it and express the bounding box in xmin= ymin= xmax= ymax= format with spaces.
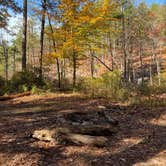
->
xmin=0 ymin=0 xmax=166 ymax=165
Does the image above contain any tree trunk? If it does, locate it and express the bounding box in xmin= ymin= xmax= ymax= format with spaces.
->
xmin=108 ymin=32 xmax=114 ymax=71
xmin=56 ymin=124 xmax=117 ymax=136
xmin=39 ymin=0 xmax=46 ymax=80
xmin=157 ymin=45 xmax=161 ymax=86
xmin=121 ymin=5 xmax=127 ymax=81
xmin=129 ymin=44 xmax=133 ymax=82
xmin=92 ymin=54 xmax=112 ymax=72
xmin=32 ymin=124 xmax=118 ymax=146
xmin=153 ymin=41 xmax=161 ymax=86
xmin=57 ymin=133 xmax=108 ymax=147
xmin=56 ymin=58 xmax=61 ymax=88
xmin=150 ymin=50 xmax=153 ymax=86
xmin=47 ymin=15 xmax=61 ymax=88
xmin=13 ymin=46 xmax=16 ymax=74
xmin=22 ymin=0 xmax=27 ymax=71
xmin=90 ymin=49 xmax=95 ymax=78
xmin=73 ymin=53 xmax=77 ymax=88
xmin=139 ymin=43 xmax=144 ymax=83
xmin=61 ymin=59 xmax=66 ymax=81
xmin=4 ymin=46 xmax=8 ymax=81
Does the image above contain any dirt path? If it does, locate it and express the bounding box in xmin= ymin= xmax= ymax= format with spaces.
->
xmin=0 ymin=93 xmax=165 ymax=166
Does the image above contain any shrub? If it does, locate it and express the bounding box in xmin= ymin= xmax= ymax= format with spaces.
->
xmin=80 ymin=77 xmax=104 ymax=98
xmin=152 ymin=73 xmax=166 ymax=94
xmin=0 ymin=76 xmax=5 ymax=87
xmin=10 ymin=71 xmax=44 ymax=93
xmin=80 ymin=71 xmax=131 ymax=101
xmin=135 ymin=83 xmax=151 ymax=96
xmin=0 ymin=76 xmax=5 ymax=95
xmin=60 ymin=78 xmax=73 ymax=91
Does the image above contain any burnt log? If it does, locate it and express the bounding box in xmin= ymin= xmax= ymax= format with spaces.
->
xmin=56 ymin=132 xmax=109 ymax=147
xmin=32 ymin=124 xmax=117 ymax=146
xmin=56 ymin=124 xmax=117 ymax=136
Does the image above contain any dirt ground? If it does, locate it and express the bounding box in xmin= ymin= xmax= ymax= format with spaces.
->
xmin=0 ymin=93 xmax=165 ymax=166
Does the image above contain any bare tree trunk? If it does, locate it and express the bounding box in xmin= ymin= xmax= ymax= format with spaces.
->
xmin=56 ymin=58 xmax=61 ymax=88
xmin=128 ymin=43 xmax=133 ymax=82
xmin=133 ymin=68 xmax=136 ymax=82
xmin=39 ymin=0 xmax=46 ymax=80
xmin=139 ymin=42 xmax=144 ymax=83
xmin=92 ymin=54 xmax=113 ymax=72
xmin=157 ymin=45 xmax=161 ymax=86
xmin=27 ymin=21 xmax=30 ymax=66
xmin=22 ymin=0 xmax=27 ymax=71
xmin=108 ymin=32 xmax=114 ymax=71
xmin=3 ymin=45 xmax=8 ymax=81
xmin=13 ymin=46 xmax=16 ymax=74
xmin=63 ymin=59 xmax=66 ymax=79
xmin=152 ymin=40 xmax=161 ymax=86
xmin=47 ymin=15 xmax=61 ymax=88
xmin=128 ymin=59 xmax=131 ymax=82
xmin=73 ymin=52 xmax=77 ymax=88
xmin=89 ymin=49 xmax=95 ymax=78
xmin=121 ymin=5 xmax=127 ymax=81
xmin=150 ymin=48 xmax=153 ymax=86
xmin=2 ymin=41 xmax=8 ymax=81
xmin=149 ymin=64 xmax=153 ymax=86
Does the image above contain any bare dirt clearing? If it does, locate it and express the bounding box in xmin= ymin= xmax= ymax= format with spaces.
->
xmin=0 ymin=93 xmax=165 ymax=166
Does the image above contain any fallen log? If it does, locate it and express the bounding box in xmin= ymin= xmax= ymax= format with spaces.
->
xmin=56 ymin=132 xmax=109 ymax=147
xmin=32 ymin=129 xmax=109 ymax=147
xmin=32 ymin=124 xmax=117 ymax=146
xmin=32 ymin=129 xmax=55 ymax=142
xmin=57 ymin=124 xmax=118 ymax=136
xmin=0 ymin=91 xmax=31 ymax=101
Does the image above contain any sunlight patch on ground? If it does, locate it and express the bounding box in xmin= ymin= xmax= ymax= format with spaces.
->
xmin=3 ymin=106 xmax=48 ymax=114
xmin=150 ymin=114 xmax=166 ymax=127
xmin=30 ymin=140 xmax=57 ymax=149
xmin=134 ymin=150 xmax=166 ymax=166
xmin=3 ymin=106 xmax=57 ymax=115
xmin=0 ymin=135 xmax=16 ymax=143
xmin=113 ymin=137 xmax=143 ymax=154
xmin=7 ymin=153 xmax=39 ymax=166
xmin=18 ymin=92 xmax=81 ymax=102
xmin=1 ymin=92 xmax=82 ymax=105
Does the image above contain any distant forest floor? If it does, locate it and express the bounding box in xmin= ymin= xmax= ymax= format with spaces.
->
xmin=0 ymin=93 xmax=165 ymax=166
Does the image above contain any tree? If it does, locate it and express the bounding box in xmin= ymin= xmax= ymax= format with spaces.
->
xmin=0 ymin=0 xmax=21 ymax=28
xmin=39 ymin=0 xmax=47 ymax=80
xmin=1 ymin=40 xmax=9 ymax=80
xmin=22 ymin=0 xmax=28 ymax=71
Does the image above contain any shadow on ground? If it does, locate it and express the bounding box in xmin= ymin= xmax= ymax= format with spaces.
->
xmin=0 ymin=94 xmax=165 ymax=166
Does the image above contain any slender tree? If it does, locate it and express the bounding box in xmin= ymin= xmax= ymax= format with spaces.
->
xmin=39 ymin=0 xmax=46 ymax=80
xmin=22 ymin=0 xmax=27 ymax=71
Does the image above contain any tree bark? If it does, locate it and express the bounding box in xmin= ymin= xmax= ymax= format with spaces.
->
xmin=153 ymin=40 xmax=161 ymax=86
xmin=92 ymin=54 xmax=113 ymax=72
xmin=4 ymin=46 xmax=8 ymax=81
xmin=121 ymin=5 xmax=127 ymax=81
xmin=13 ymin=46 xmax=16 ymax=74
xmin=89 ymin=49 xmax=95 ymax=78
xmin=150 ymin=48 xmax=153 ymax=86
xmin=108 ymin=32 xmax=114 ymax=71
xmin=32 ymin=124 xmax=118 ymax=146
xmin=39 ymin=0 xmax=46 ymax=80
xmin=56 ymin=133 xmax=108 ymax=147
xmin=73 ymin=53 xmax=77 ymax=88
xmin=47 ymin=15 xmax=61 ymax=88
xmin=139 ymin=42 xmax=144 ymax=83
xmin=22 ymin=0 xmax=27 ymax=71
